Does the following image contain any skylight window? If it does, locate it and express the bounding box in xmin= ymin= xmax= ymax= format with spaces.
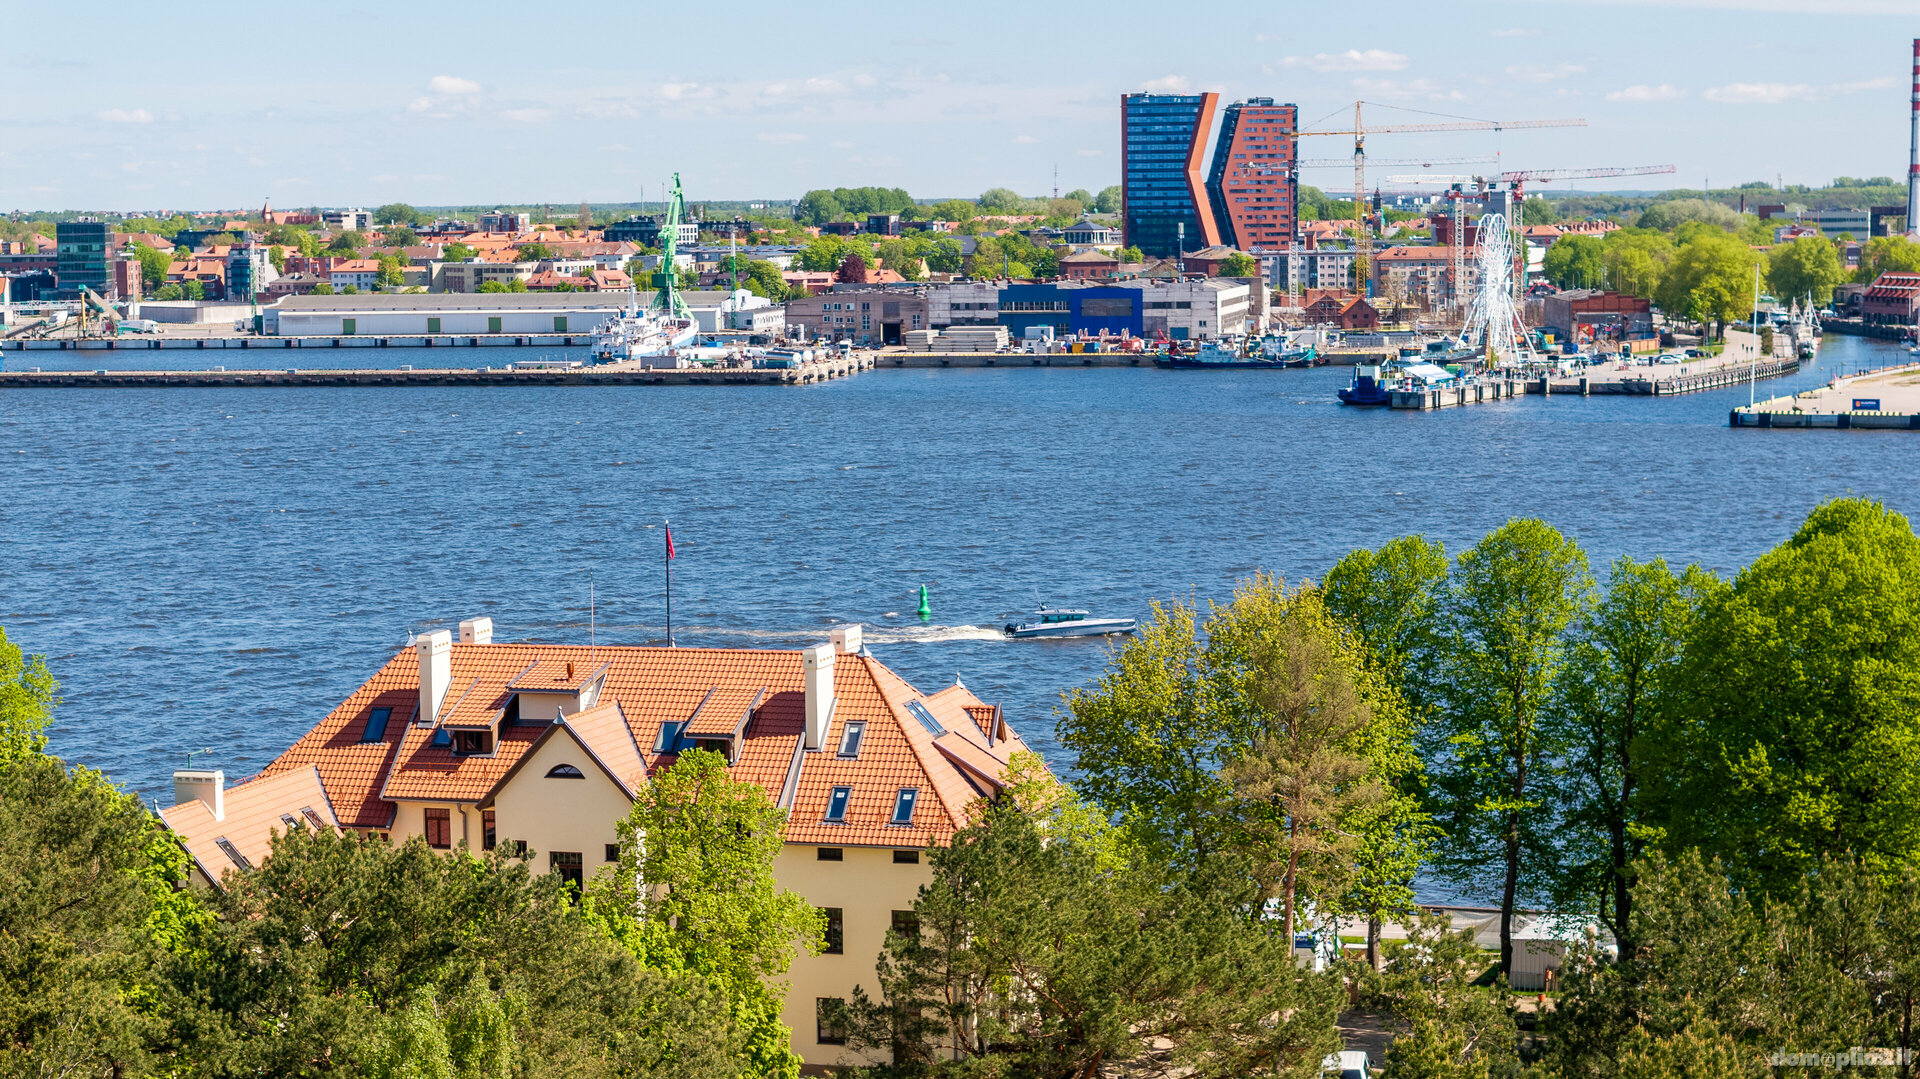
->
xmin=891 ymin=788 xmax=919 ymax=826
xmin=280 ymin=813 xmax=302 ymax=831
xmin=654 ymin=720 xmax=688 ymax=754
xmin=837 ymin=720 xmax=867 ymax=759
xmin=214 ymin=836 xmax=251 ymax=870
xmin=904 ymin=701 xmax=944 ymax=735
xmin=300 ymin=807 xmax=327 ymax=831
xmin=824 ymin=785 xmax=851 ymax=823
xmin=429 ymin=728 xmax=451 ymax=748
xmin=362 ymin=707 xmax=392 ymax=743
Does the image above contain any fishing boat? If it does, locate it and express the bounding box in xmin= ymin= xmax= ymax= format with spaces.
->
xmin=1003 ymin=609 xmax=1137 ymax=639
xmin=1155 ymin=338 xmax=1299 ymax=369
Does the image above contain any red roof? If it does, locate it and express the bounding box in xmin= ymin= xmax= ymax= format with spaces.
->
xmin=257 ymin=641 xmax=1034 ymax=847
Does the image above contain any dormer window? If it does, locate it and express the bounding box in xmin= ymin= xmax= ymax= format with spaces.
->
xmin=837 ymin=721 xmax=866 ymax=759
xmin=891 ymin=788 xmax=918 ymax=826
xmin=824 ymin=785 xmax=851 ymax=823
xmin=453 ymin=730 xmax=491 ymax=756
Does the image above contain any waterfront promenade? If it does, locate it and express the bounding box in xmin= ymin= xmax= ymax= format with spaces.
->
xmin=1731 ymin=361 xmax=1920 ymax=429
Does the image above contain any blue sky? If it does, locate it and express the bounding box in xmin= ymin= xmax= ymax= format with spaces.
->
xmin=4 ymin=0 xmax=1917 ymax=211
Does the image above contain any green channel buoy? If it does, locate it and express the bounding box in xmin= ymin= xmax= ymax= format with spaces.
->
xmin=917 ymin=585 xmax=931 ymax=622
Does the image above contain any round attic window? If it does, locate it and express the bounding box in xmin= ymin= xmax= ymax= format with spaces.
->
xmin=545 ymin=764 xmax=585 ymax=779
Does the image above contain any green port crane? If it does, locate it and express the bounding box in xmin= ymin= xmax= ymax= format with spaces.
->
xmin=648 ymin=173 xmax=694 ymax=323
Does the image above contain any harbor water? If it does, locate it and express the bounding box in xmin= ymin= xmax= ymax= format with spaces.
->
xmin=1 ymin=332 xmax=1912 ymax=810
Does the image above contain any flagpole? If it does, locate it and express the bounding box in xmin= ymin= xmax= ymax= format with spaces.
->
xmin=665 ymin=518 xmax=674 ymax=648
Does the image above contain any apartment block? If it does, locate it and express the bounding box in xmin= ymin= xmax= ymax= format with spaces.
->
xmin=1121 ymin=92 xmax=1222 ymax=258
xmin=1205 ymin=98 xmax=1298 ymax=253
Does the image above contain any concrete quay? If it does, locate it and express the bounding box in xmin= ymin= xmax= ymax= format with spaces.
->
xmin=1390 ymin=378 xmax=1527 ymax=410
xmin=3 ymin=333 xmax=596 ymax=351
xmin=0 ymin=354 xmax=873 ymax=389
xmin=1730 ymin=362 xmax=1920 ymax=429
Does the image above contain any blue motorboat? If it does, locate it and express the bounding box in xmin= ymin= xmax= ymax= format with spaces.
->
xmin=1338 ymin=363 xmax=1394 ymax=406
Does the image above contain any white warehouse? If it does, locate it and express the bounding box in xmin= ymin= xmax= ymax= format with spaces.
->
xmin=268 ymin=291 xmax=779 ymax=338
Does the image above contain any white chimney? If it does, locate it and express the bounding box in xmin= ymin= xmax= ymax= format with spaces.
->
xmin=831 ymin=624 xmax=863 ymax=655
xmin=459 ymin=617 xmax=493 ymax=645
xmin=174 ymin=769 xmax=225 ymax=821
xmin=802 ymin=642 xmax=835 ymax=750
xmin=417 ymin=629 xmax=453 ymax=721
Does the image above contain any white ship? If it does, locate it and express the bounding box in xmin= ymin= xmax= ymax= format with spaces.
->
xmin=589 ymin=289 xmax=699 ymax=367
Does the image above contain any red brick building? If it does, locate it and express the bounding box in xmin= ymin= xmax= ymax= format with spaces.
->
xmin=1861 ymin=272 xmax=1920 ymax=325
xmin=1204 ymin=97 xmax=1297 ymax=253
xmin=1304 ymin=291 xmax=1378 ymax=329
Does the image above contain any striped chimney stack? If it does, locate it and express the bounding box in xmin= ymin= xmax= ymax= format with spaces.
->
xmin=1910 ymin=38 xmax=1920 ymax=235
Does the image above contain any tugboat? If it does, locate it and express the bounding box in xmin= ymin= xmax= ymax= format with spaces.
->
xmin=1003 ymin=609 xmax=1138 ymax=639
xmin=1155 ymin=337 xmax=1301 ymax=369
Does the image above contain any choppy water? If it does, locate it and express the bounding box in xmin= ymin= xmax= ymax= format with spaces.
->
xmin=1 ymin=334 xmax=1912 ymax=807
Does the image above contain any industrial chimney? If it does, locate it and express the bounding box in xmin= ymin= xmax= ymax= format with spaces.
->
xmin=1910 ymin=38 xmax=1919 ymax=235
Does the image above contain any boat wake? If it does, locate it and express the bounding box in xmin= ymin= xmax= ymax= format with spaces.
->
xmin=860 ymin=624 xmax=1006 ymax=645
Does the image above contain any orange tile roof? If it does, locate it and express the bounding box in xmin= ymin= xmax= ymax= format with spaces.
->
xmin=159 ymin=765 xmax=339 ymax=885
xmin=253 ymin=640 xmax=1033 ymax=847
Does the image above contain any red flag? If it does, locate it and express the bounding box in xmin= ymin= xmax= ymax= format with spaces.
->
xmin=665 ymin=524 xmax=675 ymax=560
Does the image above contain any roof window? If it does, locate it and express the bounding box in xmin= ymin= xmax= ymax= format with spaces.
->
xmin=891 ymin=788 xmax=919 ymax=826
xmin=361 ymin=707 xmax=392 ymax=742
xmin=904 ymin=700 xmax=944 ymax=735
xmin=214 ymin=836 xmax=251 ymax=870
xmin=546 ymin=764 xmax=585 ymax=779
xmin=429 ymin=728 xmax=451 ymax=748
xmin=280 ymin=813 xmax=302 ymax=831
xmin=825 ymin=785 xmax=851 ymax=823
xmin=654 ymin=720 xmax=688 ymax=754
xmin=837 ymin=720 xmax=867 ymax=759
xmin=299 ymin=807 xmax=327 ymax=831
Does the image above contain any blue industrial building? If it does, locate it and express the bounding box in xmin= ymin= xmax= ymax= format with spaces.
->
xmin=994 ymin=283 xmax=1192 ymax=340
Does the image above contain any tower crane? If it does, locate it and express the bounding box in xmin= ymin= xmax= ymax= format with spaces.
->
xmin=1296 ymin=103 xmax=1586 ymax=296
xmin=1385 ymin=165 xmax=1676 ymax=311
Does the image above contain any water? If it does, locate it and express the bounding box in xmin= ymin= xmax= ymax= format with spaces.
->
xmin=1 ymin=334 xmax=1911 ymax=805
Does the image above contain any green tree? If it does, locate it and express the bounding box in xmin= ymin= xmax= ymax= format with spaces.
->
xmin=1063 ymin=188 xmax=1094 ymax=207
xmin=383 ymin=225 xmax=421 ymax=248
xmin=311 ymin=282 xmax=335 ymax=295
xmin=1521 ymin=196 xmax=1559 ymax=226
xmin=327 ymin=230 xmax=365 ymax=255
xmin=1115 ymin=244 xmax=1144 ymax=264
xmin=1218 ymin=251 xmax=1260 ymax=278
xmin=1544 ymin=234 xmax=1606 ymax=290
xmin=180 ymin=825 xmax=741 ymax=1077
xmin=267 ymin=245 xmax=287 ymax=274
xmin=153 ymin=284 xmax=184 ymax=300
xmin=835 ymin=769 xmax=1342 ymax=1077
xmin=1548 ymin=558 xmax=1716 ymax=954
xmin=587 ymin=749 xmax=823 ymax=1079
xmin=182 ymin=279 xmax=205 ymax=301
xmin=977 ymin=187 xmax=1025 ymax=212
xmin=793 ymin=190 xmax=843 ymax=226
xmin=1855 ymin=234 xmax=1920 ymax=283
xmin=1368 ymin=914 xmax=1522 ymax=1079
xmin=443 ymin=242 xmax=477 ymax=262
xmin=374 ymin=202 xmax=424 ymax=227
xmin=1600 ymin=228 xmax=1673 ymax=300
xmin=376 ymin=254 xmax=406 ymax=288
xmin=515 ymin=242 xmax=555 ymax=262
xmin=1652 ymin=233 xmax=1760 ymax=339
xmin=131 ymin=242 xmax=173 ymax=292
xmin=1428 ymin=520 xmax=1592 ymax=976
xmin=1635 ymin=198 xmax=1743 ymax=232
xmin=1644 ymin=499 xmax=1920 ymax=895
xmin=875 ymin=237 xmax=924 ymax=281
xmin=1092 ymin=185 xmax=1122 ymax=214
xmin=1209 ymin=580 xmax=1398 ymax=939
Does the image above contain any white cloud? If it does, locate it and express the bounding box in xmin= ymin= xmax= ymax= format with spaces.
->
xmin=659 ymin=81 xmax=714 ymax=101
xmin=757 ymin=131 xmax=806 ymax=145
xmin=1507 ymin=63 xmax=1585 ymax=83
xmin=498 ymin=108 xmax=550 ymax=123
xmin=407 ymin=97 xmax=433 ymax=112
xmin=1138 ymin=74 xmax=1191 ymax=92
xmin=829 ymin=139 xmax=854 ymax=150
xmin=1607 ymin=84 xmax=1686 ymax=103
xmin=1013 ymin=134 xmax=1038 ymax=144
xmin=1835 ymin=76 xmax=1900 ymax=94
xmin=1350 ymin=77 xmax=1465 ymax=102
xmin=96 ymin=108 xmax=153 ymax=124
xmin=429 ymin=75 xmax=482 ymax=95
xmin=1704 ymin=82 xmax=1809 ymax=104
xmin=1076 ymin=148 xmax=1103 ymax=157
xmin=1282 ymin=49 xmax=1408 ymax=73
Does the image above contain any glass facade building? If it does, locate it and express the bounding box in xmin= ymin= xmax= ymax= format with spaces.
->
xmin=1121 ymin=93 xmax=1221 ymax=259
xmin=56 ymin=219 xmax=110 ymax=295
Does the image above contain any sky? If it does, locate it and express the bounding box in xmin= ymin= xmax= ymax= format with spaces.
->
xmin=4 ymin=0 xmax=1919 ymax=212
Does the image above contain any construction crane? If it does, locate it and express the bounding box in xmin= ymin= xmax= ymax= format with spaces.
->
xmin=1386 ymin=165 xmax=1676 ymax=310
xmin=1297 ymin=102 xmax=1587 ymax=295
xmin=1296 ymin=154 xmax=1498 ymax=170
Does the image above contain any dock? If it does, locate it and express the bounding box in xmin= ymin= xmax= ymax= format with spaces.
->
xmin=1730 ymin=362 xmax=1920 ymax=429
xmin=2 ymin=333 xmax=599 ymax=351
xmin=0 ymin=354 xmax=873 ymax=389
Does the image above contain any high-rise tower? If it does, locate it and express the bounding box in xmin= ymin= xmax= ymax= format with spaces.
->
xmin=1204 ymin=97 xmax=1298 ymax=253
xmin=1121 ymin=91 xmax=1222 ymax=258
xmin=1908 ymin=38 xmax=1919 ymax=235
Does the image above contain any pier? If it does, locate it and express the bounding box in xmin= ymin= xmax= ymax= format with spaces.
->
xmin=0 ymin=353 xmax=873 ymax=389
xmin=1730 ymin=361 xmax=1920 ymax=429
xmin=2 ymin=333 xmax=601 ymax=351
